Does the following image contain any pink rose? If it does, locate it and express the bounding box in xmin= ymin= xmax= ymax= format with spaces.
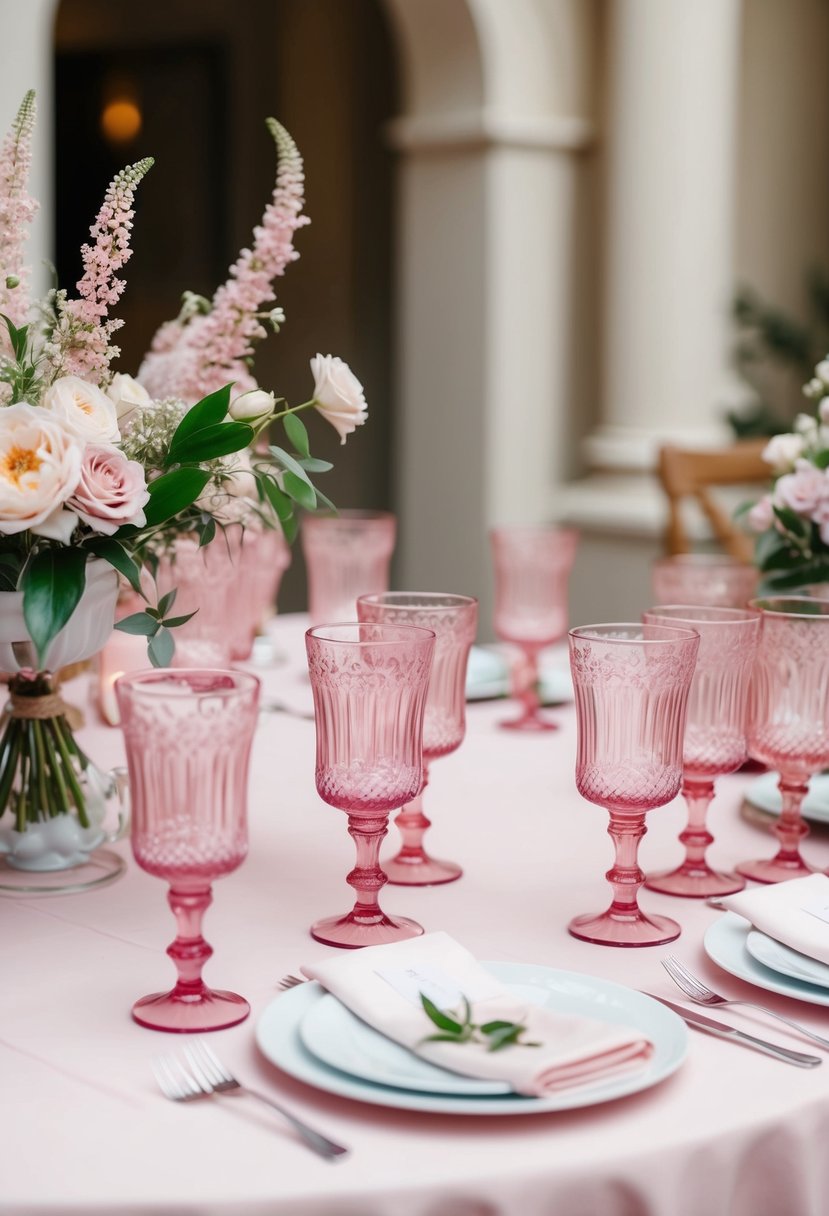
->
xmin=774 ymin=460 xmax=829 ymax=518
xmin=310 ymin=354 xmax=368 ymax=445
xmin=747 ymin=495 xmax=774 ymax=533
xmin=68 ymin=444 xmax=150 ymax=535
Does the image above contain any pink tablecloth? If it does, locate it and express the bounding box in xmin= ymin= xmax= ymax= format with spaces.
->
xmin=3 ymin=615 xmax=829 ymax=1216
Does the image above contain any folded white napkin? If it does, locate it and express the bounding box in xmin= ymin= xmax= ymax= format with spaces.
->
xmin=302 ymin=932 xmax=653 ymax=1097
xmin=723 ymin=874 xmax=829 ymax=966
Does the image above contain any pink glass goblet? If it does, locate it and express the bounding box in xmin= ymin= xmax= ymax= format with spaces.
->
xmin=642 ymin=606 xmax=761 ymax=897
xmin=357 ymin=592 xmax=478 ymax=885
xmin=155 ymin=535 xmax=239 ymax=667
xmin=229 ymin=528 xmax=292 ymax=662
xmin=736 ymin=597 xmax=829 ymax=884
xmin=651 ymin=555 xmax=759 ymax=609
xmin=115 ymin=669 xmax=261 ymax=1031
xmin=302 ymin=510 xmax=396 ymax=625
xmin=567 ymin=623 xmax=699 ymax=946
xmin=305 ymin=622 xmax=435 ymax=947
xmin=490 ymin=525 xmax=579 ymax=731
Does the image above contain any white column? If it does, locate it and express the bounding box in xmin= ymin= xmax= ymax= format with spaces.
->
xmin=0 ymin=0 xmax=57 ymax=301
xmin=585 ymin=0 xmax=742 ymax=471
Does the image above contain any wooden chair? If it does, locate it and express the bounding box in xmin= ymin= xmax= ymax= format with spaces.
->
xmin=657 ymin=439 xmax=769 ymax=563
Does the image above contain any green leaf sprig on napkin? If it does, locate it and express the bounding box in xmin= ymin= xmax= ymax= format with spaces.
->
xmin=419 ymin=992 xmax=541 ymax=1053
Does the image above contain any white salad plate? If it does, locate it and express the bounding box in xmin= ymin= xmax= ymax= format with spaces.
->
xmin=745 ymin=930 xmax=829 ymax=991
xmin=255 ymin=962 xmax=688 ymax=1116
xmin=704 ymin=913 xmax=829 ymax=1008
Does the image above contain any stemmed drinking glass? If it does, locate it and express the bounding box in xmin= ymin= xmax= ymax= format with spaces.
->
xmin=115 ymin=669 xmax=261 ymax=1031
xmin=737 ymin=597 xmax=829 ymax=883
xmin=356 ymin=592 xmax=478 ymax=885
xmin=490 ymin=525 xmax=578 ymax=731
xmin=642 ymin=606 xmax=761 ymax=897
xmin=302 ymin=510 xmax=396 ymax=624
xmin=567 ymin=623 xmax=699 ymax=946
xmin=651 ymin=555 xmax=759 ymax=608
xmin=305 ymin=622 xmax=435 ymax=947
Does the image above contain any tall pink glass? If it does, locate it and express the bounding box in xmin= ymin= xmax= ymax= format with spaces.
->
xmin=651 ymin=555 xmax=759 ymax=608
xmin=305 ymin=622 xmax=435 ymax=948
xmin=642 ymin=606 xmax=761 ymax=897
xmin=302 ymin=510 xmax=396 ymax=625
xmin=357 ymin=593 xmax=478 ymax=885
xmin=737 ymin=597 xmax=829 ymax=883
xmin=229 ymin=528 xmax=292 ymax=661
xmin=490 ymin=525 xmax=579 ymax=731
xmin=567 ymin=623 xmax=699 ymax=946
xmin=115 ymin=669 xmax=260 ymax=1031
xmin=155 ymin=535 xmax=239 ymax=667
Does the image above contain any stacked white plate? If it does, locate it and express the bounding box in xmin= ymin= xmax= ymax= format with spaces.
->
xmin=705 ymin=915 xmax=829 ymax=1008
xmin=465 ymin=647 xmax=573 ymax=704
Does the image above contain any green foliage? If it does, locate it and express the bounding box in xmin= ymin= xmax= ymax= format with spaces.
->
xmin=418 ymin=992 xmax=540 ymax=1053
xmin=21 ymin=547 xmax=87 ymax=667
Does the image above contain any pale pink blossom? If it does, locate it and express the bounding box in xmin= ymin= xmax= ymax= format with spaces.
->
xmin=774 ymin=460 xmax=829 ymax=518
xmin=747 ymin=495 xmax=774 ymax=533
xmin=139 ymin=120 xmax=308 ymax=403
xmin=0 ymin=91 xmax=38 ymax=329
xmin=762 ymin=432 xmax=804 ymax=474
xmin=67 ymin=444 xmax=149 ymax=535
xmin=0 ymin=403 xmax=81 ymax=538
xmin=310 ymin=354 xmax=368 ymax=444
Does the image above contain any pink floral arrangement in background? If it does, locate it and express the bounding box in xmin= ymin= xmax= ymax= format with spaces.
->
xmin=747 ymin=355 xmax=829 ymax=590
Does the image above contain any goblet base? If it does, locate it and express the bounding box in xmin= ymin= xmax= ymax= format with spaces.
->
xmin=383 ymin=853 xmax=463 ymax=885
xmin=132 ymin=987 xmax=250 ymax=1033
xmin=499 ymin=713 xmax=558 ymax=733
xmin=645 ymin=865 xmax=746 ymax=899
xmin=568 ymin=907 xmax=681 ymax=948
xmin=735 ymin=855 xmax=816 ymax=884
xmin=310 ymin=911 xmax=424 ymax=949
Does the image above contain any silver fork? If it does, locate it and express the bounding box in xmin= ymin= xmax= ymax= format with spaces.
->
xmin=154 ymin=1040 xmax=348 ymax=1161
xmin=661 ymin=955 xmax=829 ymax=1051
xmin=278 ymin=973 xmax=306 ymax=991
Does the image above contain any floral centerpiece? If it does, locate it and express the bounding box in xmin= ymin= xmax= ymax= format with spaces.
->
xmin=747 ymin=355 xmax=829 ymax=591
xmin=0 ymin=91 xmax=366 ymax=870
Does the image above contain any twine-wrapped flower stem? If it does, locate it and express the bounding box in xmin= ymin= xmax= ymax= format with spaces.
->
xmin=0 ymin=670 xmax=89 ymax=832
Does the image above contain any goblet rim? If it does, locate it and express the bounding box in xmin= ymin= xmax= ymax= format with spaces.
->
xmin=644 ymin=605 xmax=762 ymax=627
xmin=569 ymin=622 xmax=700 ymax=646
xmin=749 ymin=595 xmax=829 ymax=619
xmin=306 ymin=621 xmax=437 ymax=647
xmin=356 ymin=591 xmax=478 ymax=614
xmin=114 ymin=668 xmax=261 ymax=699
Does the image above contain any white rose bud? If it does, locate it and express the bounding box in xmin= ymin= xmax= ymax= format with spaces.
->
xmin=229 ymin=388 xmax=275 ymax=423
xmin=762 ymin=432 xmax=805 ymax=474
xmin=106 ymin=372 xmax=153 ymax=423
xmin=42 ymin=375 xmax=120 ymax=444
xmin=817 ymin=360 xmax=829 ymax=387
xmin=310 ymin=354 xmax=368 ymax=445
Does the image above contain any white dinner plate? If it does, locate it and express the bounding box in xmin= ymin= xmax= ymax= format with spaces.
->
xmin=465 ymin=646 xmax=572 ymax=704
xmin=745 ymin=930 xmax=829 ymax=991
xmin=704 ymin=912 xmax=829 ymax=1007
xmin=743 ymin=772 xmax=829 ymax=825
xmin=255 ymin=962 xmax=688 ymax=1116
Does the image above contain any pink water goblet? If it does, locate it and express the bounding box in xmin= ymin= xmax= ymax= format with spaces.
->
xmin=155 ymin=535 xmax=239 ymax=667
xmin=736 ymin=597 xmax=829 ymax=884
xmin=230 ymin=528 xmax=292 ymax=662
xmin=305 ymin=622 xmax=435 ymax=947
xmin=651 ymin=554 xmax=759 ymax=608
xmin=490 ymin=525 xmax=579 ymax=731
xmin=357 ymin=592 xmax=478 ymax=885
xmin=115 ymin=669 xmax=261 ymax=1031
xmin=302 ymin=510 xmax=396 ymax=625
xmin=567 ymin=623 xmax=699 ymax=947
xmin=642 ymin=606 xmax=761 ymax=897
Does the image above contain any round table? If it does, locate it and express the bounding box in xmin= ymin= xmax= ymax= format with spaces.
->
xmin=3 ymin=615 xmax=829 ymax=1216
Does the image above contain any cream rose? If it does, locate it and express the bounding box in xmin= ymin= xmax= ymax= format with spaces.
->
xmin=0 ymin=402 xmax=82 ymax=541
xmin=229 ymin=387 xmax=275 ymax=423
xmin=67 ymin=444 xmax=150 ymax=535
xmin=762 ymin=432 xmax=804 ymax=474
xmin=310 ymin=354 xmax=368 ymax=445
xmin=42 ymin=375 xmax=120 ymax=444
xmin=107 ymin=373 xmax=153 ymax=425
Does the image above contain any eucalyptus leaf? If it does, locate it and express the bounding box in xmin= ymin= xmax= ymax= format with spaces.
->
xmin=115 ymin=612 xmax=159 ymax=637
xmin=283 ymin=412 xmax=310 ymax=458
xmin=157 ymin=589 xmax=177 ymax=618
xmin=298 ymin=456 xmax=333 ymax=473
xmin=419 ymin=993 xmax=463 ymax=1035
xmin=162 ymin=611 xmax=197 ymax=629
xmin=269 ymin=445 xmax=314 ymax=489
xmin=283 ymin=470 xmax=317 ymax=510
xmin=148 ymin=627 xmax=175 ymax=668
xmin=260 ymin=474 xmax=294 ymax=521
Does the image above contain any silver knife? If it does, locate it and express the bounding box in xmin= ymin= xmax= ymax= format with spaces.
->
xmin=643 ymin=993 xmax=822 ymax=1068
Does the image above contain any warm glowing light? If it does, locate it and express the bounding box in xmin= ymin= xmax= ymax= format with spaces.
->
xmin=101 ymin=99 xmax=142 ymax=145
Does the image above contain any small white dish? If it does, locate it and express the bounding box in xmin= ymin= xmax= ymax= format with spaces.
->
xmin=745 ymin=930 xmax=829 ymax=991
xmin=256 ymin=962 xmax=688 ymax=1116
xmin=704 ymin=913 xmax=829 ymax=1008
xmin=743 ymin=772 xmax=829 ymax=825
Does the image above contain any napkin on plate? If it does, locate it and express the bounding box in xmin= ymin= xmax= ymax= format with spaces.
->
xmin=722 ymin=873 xmax=829 ymax=966
xmin=302 ymin=932 xmax=654 ymax=1097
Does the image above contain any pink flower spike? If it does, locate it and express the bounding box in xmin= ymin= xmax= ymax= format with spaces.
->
xmin=0 ymin=91 xmax=38 ymax=329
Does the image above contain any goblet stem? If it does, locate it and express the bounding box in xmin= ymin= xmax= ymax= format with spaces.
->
xmin=736 ymin=775 xmax=814 ymax=883
xmin=166 ymin=884 xmax=213 ymax=999
xmin=569 ymin=810 xmax=681 ymax=947
xmin=645 ymin=777 xmax=745 ymax=897
xmin=501 ymin=646 xmax=557 ymax=732
xmin=383 ymin=762 xmax=464 ymax=886
xmin=311 ymin=813 xmax=424 ymax=948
